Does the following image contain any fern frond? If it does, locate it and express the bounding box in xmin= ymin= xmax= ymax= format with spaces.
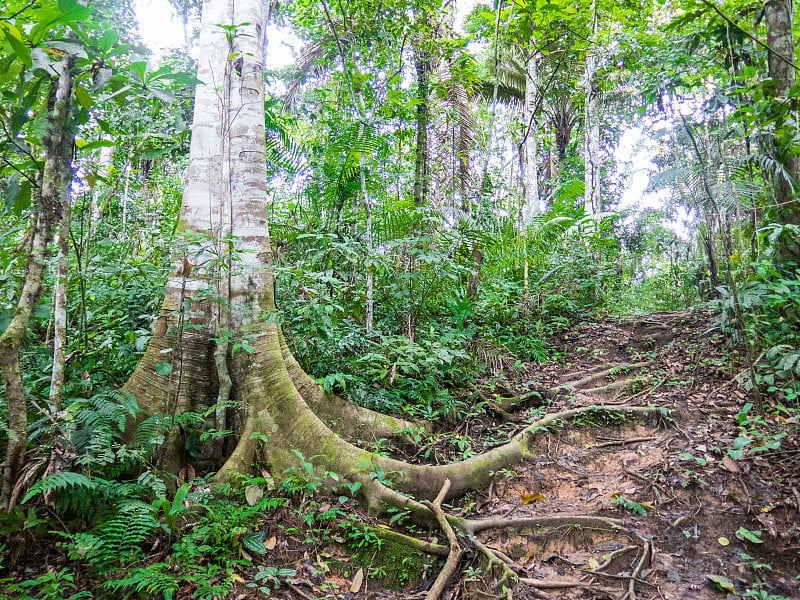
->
xmin=21 ymin=472 xmax=97 ymax=504
xmin=102 ymin=563 xmax=180 ymax=597
xmin=91 ymin=504 xmax=159 ymax=569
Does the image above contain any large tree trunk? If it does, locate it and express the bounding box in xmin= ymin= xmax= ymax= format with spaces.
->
xmin=124 ymin=0 xmax=416 ymax=476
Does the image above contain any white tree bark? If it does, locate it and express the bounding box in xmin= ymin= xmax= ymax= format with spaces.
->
xmin=521 ymin=48 xmax=542 ymax=222
xmin=173 ymin=0 xmax=272 ymax=324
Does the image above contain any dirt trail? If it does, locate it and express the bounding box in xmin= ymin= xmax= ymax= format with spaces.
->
xmin=457 ymin=309 xmax=800 ymax=600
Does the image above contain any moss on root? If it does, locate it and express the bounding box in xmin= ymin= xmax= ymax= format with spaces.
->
xmin=347 ymin=525 xmax=438 ymax=589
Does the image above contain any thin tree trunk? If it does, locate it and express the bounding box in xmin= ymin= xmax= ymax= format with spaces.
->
xmin=412 ymin=11 xmax=431 ymax=207
xmin=1 ymin=54 xmax=74 ymax=507
xmin=49 ymin=187 xmax=72 ymax=412
xmin=764 ymin=0 xmax=797 ymax=218
xmin=583 ymin=3 xmax=602 ymax=216
xmin=521 ymin=48 xmax=542 ymax=221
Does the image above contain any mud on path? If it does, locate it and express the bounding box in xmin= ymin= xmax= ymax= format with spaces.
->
xmin=437 ymin=309 xmax=800 ymax=600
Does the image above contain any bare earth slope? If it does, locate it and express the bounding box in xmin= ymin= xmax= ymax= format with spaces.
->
xmin=446 ymin=309 xmax=800 ymax=600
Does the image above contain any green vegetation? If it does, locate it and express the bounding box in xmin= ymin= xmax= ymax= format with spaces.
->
xmin=0 ymin=0 xmax=799 ymax=597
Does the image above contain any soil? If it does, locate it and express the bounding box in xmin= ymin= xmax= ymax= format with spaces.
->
xmin=4 ymin=309 xmax=800 ymax=600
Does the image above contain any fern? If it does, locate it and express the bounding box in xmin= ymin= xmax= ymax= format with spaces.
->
xmin=21 ymin=472 xmax=97 ymax=505
xmin=83 ymin=503 xmax=159 ymax=571
xmin=102 ymin=563 xmax=180 ymax=598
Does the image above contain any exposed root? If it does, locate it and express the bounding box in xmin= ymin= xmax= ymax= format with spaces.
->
xmin=423 ymin=480 xmax=466 ymax=600
xmin=278 ymin=327 xmax=426 ymax=446
xmin=462 ymin=514 xmax=629 ymax=535
xmin=348 ymin=521 xmax=449 ymax=556
xmin=593 ymin=544 xmax=637 ymax=570
xmin=518 ymin=577 xmax=589 ymax=589
xmin=470 ymin=536 xmax=517 ymax=598
xmin=565 ymin=362 xmax=650 ymax=390
xmin=625 ymin=375 xmax=668 ymax=402
xmin=456 ymin=514 xmax=655 ymax=599
xmin=590 ymin=436 xmax=658 ymax=448
xmin=581 ymin=377 xmax=648 ymax=397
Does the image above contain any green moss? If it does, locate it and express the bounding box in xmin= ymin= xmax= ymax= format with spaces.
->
xmin=347 ymin=526 xmax=437 ymax=589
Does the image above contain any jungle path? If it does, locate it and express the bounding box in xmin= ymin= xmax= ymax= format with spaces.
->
xmin=282 ymin=309 xmax=800 ymax=600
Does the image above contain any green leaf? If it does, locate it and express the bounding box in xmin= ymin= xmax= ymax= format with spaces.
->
xmin=74 ymin=84 xmax=92 ymax=110
xmin=130 ymin=61 xmax=148 ymax=83
xmin=22 ymin=472 xmax=97 ymax=504
xmin=1 ymin=24 xmax=32 ymax=68
xmin=98 ymin=29 xmax=118 ymax=52
xmin=242 ymin=531 xmax=267 ymax=554
xmin=155 ymin=362 xmax=173 ymax=376
xmin=736 ymin=527 xmax=763 ymax=544
xmin=148 ymin=87 xmax=178 ymax=103
xmin=141 ymin=147 xmax=173 ymax=160
xmin=732 ymin=436 xmax=751 ymax=450
xmin=80 ymin=139 xmax=116 ymax=150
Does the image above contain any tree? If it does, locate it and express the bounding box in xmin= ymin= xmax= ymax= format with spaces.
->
xmin=118 ymin=0 xmax=662 ymax=521
xmin=764 ymin=0 xmax=797 ymax=220
xmin=582 ymin=0 xmax=602 ymax=216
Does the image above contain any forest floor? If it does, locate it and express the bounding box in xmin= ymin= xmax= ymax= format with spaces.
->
xmin=6 ymin=309 xmax=800 ymax=599
xmin=263 ymin=309 xmax=800 ymax=600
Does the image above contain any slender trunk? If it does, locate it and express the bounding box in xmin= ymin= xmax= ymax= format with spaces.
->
xmin=360 ymin=154 xmax=374 ymax=334
xmin=1 ymin=54 xmax=75 ymax=507
xmin=412 ymin=14 xmax=431 ymax=207
xmin=521 ymin=48 xmax=542 ymax=221
xmin=49 ymin=188 xmax=72 ymax=411
xmin=583 ymin=4 xmax=601 ymax=216
xmin=764 ymin=0 xmax=798 ymax=219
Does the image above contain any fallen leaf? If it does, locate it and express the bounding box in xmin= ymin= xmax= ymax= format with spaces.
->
xmin=718 ymin=537 xmax=729 ymax=546
xmin=260 ymin=468 xmax=275 ymax=489
xmin=722 ymin=457 xmax=740 ymax=473
xmin=587 ymin=558 xmax=600 ymax=569
xmin=265 ymin=536 xmax=277 ymax=550
xmin=706 ymin=573 xmax=736 ymax=593
xmin=519 ymin=493 xmax=546 ymax=504
xmin=350 ymin=567 xmax=364 ymax=593
xmin=245 ymin=485 xmax=263 ymax=506
xmin=756 ymin=513 xmax=777 ymax=538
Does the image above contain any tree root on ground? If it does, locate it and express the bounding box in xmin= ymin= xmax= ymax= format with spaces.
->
xmin=353 ymin=404 xmax=669 ymax=514
xmin=422 ymin=480 xmax=466 ymax=600
xmin=375 ymin=510 xmax=656 ymax=600
xmin=563 ymin=362 xmax=651 ymax=390
xmin=480 ymin=361 xmax=654 ymax=414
